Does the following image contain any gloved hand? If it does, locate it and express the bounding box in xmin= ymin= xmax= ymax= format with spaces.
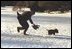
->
xmin=32 ymin=24 xmax=40 ymax=30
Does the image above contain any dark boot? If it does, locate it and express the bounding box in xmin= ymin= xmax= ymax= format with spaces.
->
xmin=24 ymin=33 xmax=28 ymax=35
xmin=17 ymin=27 xmax=24 ymax=32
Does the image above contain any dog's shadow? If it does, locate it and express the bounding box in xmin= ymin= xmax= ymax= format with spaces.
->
xmin=27 ymin=34 xmax=71 ymax=40
xmin=47 ymin=35 xmax=71 ymax=40
xmin=1 ymin=32 xmax=71 ymax=40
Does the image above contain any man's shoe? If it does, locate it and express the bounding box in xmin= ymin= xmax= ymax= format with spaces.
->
xmin=23 ymin=33 xmax=28 ymax=35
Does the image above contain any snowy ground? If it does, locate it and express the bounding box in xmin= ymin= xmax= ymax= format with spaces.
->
xmin=1 ymin=6 xmax=71 ymax=48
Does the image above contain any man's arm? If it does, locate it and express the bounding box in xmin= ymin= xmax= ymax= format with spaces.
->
xmin=29 ymin=16 xmax=40 ymax=30
xmin=29 ymin=17 xmax=34 ymax=24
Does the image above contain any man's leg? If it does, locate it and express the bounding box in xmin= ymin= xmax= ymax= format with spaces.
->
xmin=23 ymin=28 xmax=28 ymax=35
xmin=17 ymin=27 xmax=24 ymax=32
xmin=23 ymin=25 xmax=29 ymax=35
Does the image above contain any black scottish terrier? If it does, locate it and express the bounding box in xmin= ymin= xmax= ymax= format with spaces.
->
xmin=47 ymin=29 xmax=59 ymax=35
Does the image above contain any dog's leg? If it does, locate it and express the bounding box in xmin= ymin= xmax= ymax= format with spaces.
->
xmin=53 ymin=33 xmax=55 ymax=35
xmin=48 ymin=33 xmax=52 ymax=35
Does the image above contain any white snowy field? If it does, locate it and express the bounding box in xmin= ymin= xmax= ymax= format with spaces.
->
xmin=1 ymin=6 xmax=71 ymax=48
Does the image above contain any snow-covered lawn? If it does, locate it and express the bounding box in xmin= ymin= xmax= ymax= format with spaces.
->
xmin=1 ymin=6 xmax=71 ymax=48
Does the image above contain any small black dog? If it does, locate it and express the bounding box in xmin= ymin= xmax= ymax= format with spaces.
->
xmin=47 ymin=29 xmax=59 ymax=35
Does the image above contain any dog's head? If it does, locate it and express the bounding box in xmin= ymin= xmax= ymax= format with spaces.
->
xmin=54 ymin=29 xmax=59 ymax=33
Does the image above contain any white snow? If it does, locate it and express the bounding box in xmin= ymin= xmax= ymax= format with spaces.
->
xmin=1 ymin=6 xmax=71 ymax=48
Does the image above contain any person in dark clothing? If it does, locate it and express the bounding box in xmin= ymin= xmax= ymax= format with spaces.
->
xmin=17 ymin=7 xmax=39 ymax=35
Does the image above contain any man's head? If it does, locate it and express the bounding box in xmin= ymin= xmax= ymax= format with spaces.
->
xmin=29 ymin=6 xmax=36 ymax=15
